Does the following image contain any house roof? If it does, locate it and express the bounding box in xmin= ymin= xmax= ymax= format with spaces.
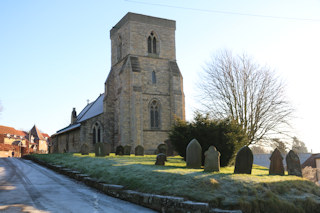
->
xmin=302 ymin=153 xmax=320 ymax=168
xmin=55 ymin=93 xmax=104 ymax=135
xmin=30 ymin=125 xmax=45 ymax=140
xmin=0 ymin=125 xmax=27 ymax=137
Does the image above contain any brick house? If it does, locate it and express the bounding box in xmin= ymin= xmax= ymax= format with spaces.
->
xmin=0 ymin=125 xmax=50 ymax=157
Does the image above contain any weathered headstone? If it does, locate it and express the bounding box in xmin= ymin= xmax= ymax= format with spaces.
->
xmin=186 ymin=139 xmax=202 ymax=169
xmin=123 ymin=145 xmax=131 ymax=155
xmin=100 ymin=143 xmax=111 ymax=156
xmin=95 ymin=143 xmax=110 ymax=157
xmin=157 ymin=143 xmax=167 ymax=155
xmin=269 ymin=148 xmax=284 ymax=175
xmin=204 ymin=146 xmax=220 ymax=172
xmin=155 ymin=153 xmax=166 ymax=165
xmin=165 ymin=140 xmax=174 ymax=156
xmin=94 ymin=143 xmax=101 ymax=157
xmin=115 ymin=145 xmax=124 ymax=155
xmin=234 ymin=146 xmax=253 ymax=174
xmin=286 ymin=150 xmax=302 ymax=177
xmin=80 ymin=143 xmax=89 ymax=155
xmin=135 ymin=145 xmax=144 ymax=156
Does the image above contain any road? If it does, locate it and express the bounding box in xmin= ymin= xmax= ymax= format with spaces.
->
xmin=0 ymin=158 xmax=156 ymax=213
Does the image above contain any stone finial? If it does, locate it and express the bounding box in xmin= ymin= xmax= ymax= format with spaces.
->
xmin=186 ymin=139 xmax=202 ymax=169
xmin=269 ymin=148 xmax=284 ymax=175
xmin=234 ymin=146 xmax=253 ymax=174
xmin=286 ymin=150 xmax=302 ymax=177
xmin=204 ymin=146 xmax=220 ymax=172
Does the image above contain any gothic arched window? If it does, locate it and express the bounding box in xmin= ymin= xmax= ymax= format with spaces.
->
xmin=150 ymin=100 xmax=160 ymax=128
xmin=147 ymin=32 xmax=158 ymax=54
xmin=92 ymin=122 xmax=103 ymax=144
xmin=92 ymin=127 xmax=96 ymax=144
xmin=152 ymin=71 xmax=156 ymax=84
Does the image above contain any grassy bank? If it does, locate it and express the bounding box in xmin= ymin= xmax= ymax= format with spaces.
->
xmin=32 ymin=153 xmax=320 ymax=213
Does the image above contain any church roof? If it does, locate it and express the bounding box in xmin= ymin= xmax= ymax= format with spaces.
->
xmin=55 ymin=93 xmax=104 ymax=135
xmin=77 ymin=94 xmax=104 ymax=123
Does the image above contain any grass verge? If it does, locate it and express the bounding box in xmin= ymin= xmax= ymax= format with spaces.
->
xmin=31 ymin=153 xmax=320 ymax=213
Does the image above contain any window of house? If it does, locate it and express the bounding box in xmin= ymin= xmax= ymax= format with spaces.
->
xmin=147 ymin=32 xmax=158 ymax=54
xmin=152 ymin=71 xmax=156 ymax=84
xmin=150 ymin=100 xmax=160 ymax=128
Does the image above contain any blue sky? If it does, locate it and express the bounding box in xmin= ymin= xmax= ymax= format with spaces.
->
xmin=1 ymin=0 xmax=320 ymax=152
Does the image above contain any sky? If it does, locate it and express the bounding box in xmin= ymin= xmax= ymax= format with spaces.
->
xmin=1 ymin=0 xmax=319 ymax=152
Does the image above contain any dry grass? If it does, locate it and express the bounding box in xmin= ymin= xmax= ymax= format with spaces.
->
xmin=32 ymin=153 xmax=320 ymax=213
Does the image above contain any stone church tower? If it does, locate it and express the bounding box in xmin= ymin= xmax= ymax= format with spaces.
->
xmin=104 ymin=13 xmax=185 ymax=154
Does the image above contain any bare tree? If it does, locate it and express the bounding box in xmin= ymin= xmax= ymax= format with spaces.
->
xmin=291 ymin=136 xmax=308 ymax=153
xmin=272 ymin=138 xmax=288 ymax=154
xmin=199 ymin=50 xmax=293 ymax=145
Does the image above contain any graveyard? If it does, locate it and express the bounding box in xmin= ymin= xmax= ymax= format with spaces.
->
xmin=30 ymin=152 xmax=320 ymax=213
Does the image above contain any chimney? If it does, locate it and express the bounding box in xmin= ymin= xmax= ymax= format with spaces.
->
xmin=71 ymin=108 xmax=77 ymax=124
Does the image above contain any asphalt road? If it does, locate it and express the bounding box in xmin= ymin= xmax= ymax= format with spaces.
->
xmin=0 ymin=158 xmax=156 ymax=213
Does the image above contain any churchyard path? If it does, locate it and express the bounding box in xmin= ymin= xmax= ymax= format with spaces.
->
xmin=0 ymin=158 xmax=156 ymax=213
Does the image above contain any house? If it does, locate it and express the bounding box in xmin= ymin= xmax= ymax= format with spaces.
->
xmin=0 ymin=125 xmax=50 ymax=157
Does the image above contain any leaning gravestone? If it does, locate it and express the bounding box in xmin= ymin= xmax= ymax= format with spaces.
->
xmin=123 ymin=145 xmax=131 ymax=155
xmin=157 ymin=143 xmax=167 ymax=155
xmin=204 ymin=146 xmax=220 ymax=172
xmin=269 ymin=148 xmax=284 ymax=175
xmin=135 ymin=145 xmax=144 ymax=156
xmin=155 ymin=153 xmax=166 ymax=165
xmin=186 ymin=139 xmax=202 ymax=169
xmin=115 ymin=145 xmax=124 ymax=155
xmin=80 ymin=143 xmax=89 ymax=155
xmin=234 ymin=146 xmax=253 ymax=174
xmin=286 ymin=150 xmax=302 ymax=177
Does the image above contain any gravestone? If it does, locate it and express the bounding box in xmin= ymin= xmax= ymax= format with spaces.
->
xmin=234 ymin=146 xmax=253 ymax=174
xmin=157 ymin=143 xmax=167 ymax=155
xmin=186 ymin=139 xmax=202 ymax=169
xmin=155 ymin=153 xmax=166 ymax=165
xmin=95 ymin=143 xmax=110 ymax=157
xmin=115 ymin=145 xmax=124 ymax=155
xmin=286 ymin=150 xmax=302 ymax=177
xmin=123 ymin=145 xmax=131 ymax=155
xmin=204 ymin=146 xmax=220 ymax=172
xmin=100 ymin=143 xmax=111 ymax=156
xmin=135 ymin=145 xmax=144 ymax=156
xmin=165 ymin=140 xmax=174 ymax=156
xmin=94 ymin=143 xmax=101 ymax=157
xmin=80 ymin=143 xmax=89 ymax=155
xmin=269 ymin=148 xmax=284 ymax=175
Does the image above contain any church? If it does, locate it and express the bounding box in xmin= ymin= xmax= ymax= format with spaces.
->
xmin=52 ymin=12 xmax=185 ymax=154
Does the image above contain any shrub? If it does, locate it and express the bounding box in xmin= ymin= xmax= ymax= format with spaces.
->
xmin=169 ymin=113 xmax=248 ymax=166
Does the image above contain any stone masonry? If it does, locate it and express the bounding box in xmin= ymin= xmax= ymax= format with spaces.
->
xmin=52 ymin=13 xmax=185 ymax=154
